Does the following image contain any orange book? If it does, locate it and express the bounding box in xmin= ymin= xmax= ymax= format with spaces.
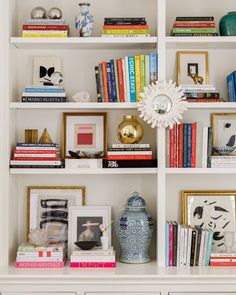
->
xmin=102 ymin=61 xmax=109 ymax=102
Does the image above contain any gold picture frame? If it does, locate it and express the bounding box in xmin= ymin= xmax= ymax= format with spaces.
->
xmin=62 ymin=112 xmax=107 ymax=159
xmin=27 ymin=186 xmax=85 ymax=243
xmin=177 ymin=51 xmax=209 ymax=86
xmin=182 ymin=190 xmax=236 ymax=252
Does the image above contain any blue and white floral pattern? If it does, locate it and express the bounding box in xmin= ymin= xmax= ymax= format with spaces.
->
xmin=75 ymin=6 xmax=93 ymax=37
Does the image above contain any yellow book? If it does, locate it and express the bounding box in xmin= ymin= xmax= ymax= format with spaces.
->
xmin=140 ymin=55 xmax=145 ymax=93
xmin=22 ymin=34 xmax=68 ymax=38
xmin=134 ymin=55 xmax=141 ymax=101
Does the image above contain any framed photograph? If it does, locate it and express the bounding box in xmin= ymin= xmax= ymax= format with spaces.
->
xmin=33 ymin=56 xmax=62 ymax=86
xmin=62 ymin=112 xmax=107 ymax=158
xmin=211 ymin=113 xmax=236 ymax=154
xmin=182 ymin=190 xmax=236 ymax=252
xmin=68 ymin=206 xmax=111 ymax=257
xmin=177 ymin=51 xmax=209 ymax=86
xmin=27 ymin=186 xmax=85 ymax=244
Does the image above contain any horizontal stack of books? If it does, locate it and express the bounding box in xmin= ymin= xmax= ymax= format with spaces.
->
xmin=70 ymin=247 xmax=116 ymax=268
xmin=166 ymin=222 xmax=213 ymax=267
xmin=210 ymin=253 xmax=236 ymax=266
xmin=10 ymin=143 xmax=63 ymax=168
xmin=22 ymin=86 xmax=67 ymax=103
xmin=181 ymin=84 xmax=223 ymax=103
xmin=95 ymin=53 xmax=157 ymax=102
xmin=227 ymin=71 xmax=236 ymax=102
xmin=167 ymin=123 xmax=197 ymax=168
xmin=22 ymin=19 xmax=69 ymax=38
xmin=102 ymin=17 xmax=150 ymax=37
xmin=65 ymin=158 xmax=103 ymax=169
xmin=16 ymin=243 xmax=66 ymax=268
xmin=171 ymin=16 xmax=218 ymax=36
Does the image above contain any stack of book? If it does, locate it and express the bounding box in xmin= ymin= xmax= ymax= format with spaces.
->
xmin=210 ymin=253 xmax=236 ymax=266
xmin=65 ymin=158 xmax=103 ymax=169
xmin=227 ymin=71 xmax=236 ymax=102
xmin=10 ymin=143 xmax=63 ymax=168
xmin=70 ymin=247 xmax=116 ymax=268
xmin=167 ymin=123 xmax=197 ymax=168
xmin=94 ymin=53 xmax=157 ymax=102
xmin=210 ymin=156 xmax=236 ymax=168
xmin=171 ymin=16 xmax=218 ymax=36
xmin=107 ymin=143 xmax=153 ymax=160
xmin=166 ymin=222 xmax=213 ymax=267
xmin=22 ymin=19 xmax=69 ymax=38
xmin=16 ymin=243 xmax=66 ymax=268
xmin=22 ymin=86 xmax=67 ymax=103
xmin=181 ymin=84 xmax=222 ymax=103
xmin=102 ymin=17 xmax=150 ymax=37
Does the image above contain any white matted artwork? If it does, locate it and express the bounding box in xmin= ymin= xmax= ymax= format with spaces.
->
xmin=33 ymin=56 xmax=62 ymax=86
xmin=68 ymin=206 xmax=111 ymax=258
xmin=27 ymin=186 xmax=85 ymax=244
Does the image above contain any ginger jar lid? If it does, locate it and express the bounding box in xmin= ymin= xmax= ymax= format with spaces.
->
xmin=127 ymin=192 xmax=146 ymax=208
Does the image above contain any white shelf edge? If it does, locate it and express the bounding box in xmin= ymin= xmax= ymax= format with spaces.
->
xmin=166 ymin=168 xmax=236 ymax=174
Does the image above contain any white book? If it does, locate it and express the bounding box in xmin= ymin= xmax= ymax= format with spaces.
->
xmin=17 ymin=251 xmax=64 ymax=257
xmin=198 ymin=230 xmax=205 ymax=266
xmin=10 ymin=160 xmax=61 ymax=165
xmin=70 ymin=255 xmax=116 ymax=263
xmin=122 ymin=58 xmax=127 ymax=101
xmin=18 ymin=242 xmax=65 ymax=252
xmin=16 ymin=256 xmax=64 ymax=262
xmin=22 ymin=30 xmax=68 ymax=34
xmin=73 ymin=247 xmax=113 ymax=256
xmin=210 ymin=252 xmax=236 ymax=257
xmin=186 ymin=226 xmax=193 ymax=267
xmin=183 ymin=225 xmax=188 ymax=266
xmin=201 ymin=127 xmax=208 ymax=168
xmin=124 ymin=56 xmax=131 ymax=102
xmin=22 ymin=92 xmax=66 ymax=97
xmin=177 ymin=224 xmax=181 ymax=267
xmin=15 ymin=146 xmax=57 ymax=151
xmin=211 ymin=156 xmax=236 ymax=163
xmin=112 ymin=143 xmax=150 ymax=148
xmin=24 ymin=19 xmax=66 ymax=25
xmin=65 ymin=159 xmax=102 ymax=169
xmin=211 ymin=164 xmax=236 ymax=168
xmin=145 ymin=54 xmax=150 ymax=86
xmin=179 ymin=225 xmax=185 ymax=267
xmin=107 ymin=151 xmax=152 ymax=155
xmin=14 ymin=154 xmax=56 ymax=158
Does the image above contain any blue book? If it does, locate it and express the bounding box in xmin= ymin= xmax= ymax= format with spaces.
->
xmin=205 ymin=230 xmax=213 ymax=266
xmin=106 ymin=62 xmax=114 ymax=102
xmin=110 ymin=60 xmax=117 ymax=102
xmin=165 ymin=222 xmax=170 ymax=266
xmin=128 ymin=56 xmax=136 ymax=102
xmin=227 ymin=72 xmax=236 ymax=102
xmin=25 ymin=87 xmax=64 ymax=93
xmin=149 ymin=52 xmax=158 ymax=84
xmin=183 ymin=124 xmax=188 ymax=168
xmin=186 ymin=123 xmax=192 ymax=168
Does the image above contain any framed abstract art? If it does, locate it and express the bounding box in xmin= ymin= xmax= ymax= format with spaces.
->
xmin=62 ymin=112 xmax=107 ymax=158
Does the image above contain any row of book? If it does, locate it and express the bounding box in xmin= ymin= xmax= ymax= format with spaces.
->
xmin=10 ymin=143 xmax=63 ymax=168
xmin=227 ymin=71 xmax=236 ymax=102
xmin=94 ymin=53 xmax=157 ymax=103
xmin=22 ymin=19 xmax=69 ymax=38
xmin=70 ymin=247 xmax=116 ymax=268
xmin=171 ymin=16 xmax=218 ymax=37
xmin=102 ymin=17 xmax=150 ymax=37
xmin=107 ymin=144 xmax=152 ymax=160
xmin=16 ymin=243 xmax=66 ymax=268
xmin=22 ymin=86 xmax=67 ymax=103
xmin=166 ymin=222 xmax=213 ymax=267
xmin=181 ymin=84 xmax=222 ymax=103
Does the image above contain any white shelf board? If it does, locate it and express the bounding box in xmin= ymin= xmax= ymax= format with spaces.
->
xmin=166 ymin=168 xmax=236 ymax=174
xmin=186 ymin=102 xmax=236 ymax=109
xmin=10 ymin=168 xmax=157 ymax=175
xmin=166 ymin=36 xmax=236 ymax=49
xmin=10 ymin=37 xmax=158 ymax=50
xmin=10 ymin=102 xmax=138 ymax=109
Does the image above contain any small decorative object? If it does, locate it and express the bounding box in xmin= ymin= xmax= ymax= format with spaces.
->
xmin=213 ymin=146 xmax=236 ymax=156
xmin=71 ymin=91 xmax=91 ymax=102
xmin=28 ymin=228 xmax=48 ymax=246
xmin=31 ymin=7 xmax=47 ymax=19
xmin=99 ymin=221 xmax=113 ymax=250
xmin=48 ymin=7 xmax=62 ymax=20
xmin=38 ymin=128 xmax=53 ymax=144
xmin=74 ymin=240 xmax=97 ymax=250
xmin=115 ymin=192 xmax=154 ymax=264
xmin=50 ymin=72 xmax=63 ymax=86
xmin=75 ymin=3 xmax=94 ymax=37
xmin=62 ymin=112 xmax=107 ymax=158
xmin=177 ymin=51 xmax=209 ymax=86
xmin=224 ymin=232 xmax=234 ymax=253
xmin=220 ymin=12 xmax=236 ymax=36
xmin=69 ymin=150 xmax=104 ymax=159
xmin=182 ymin=190 xmax=236 ymax=252
xmin=117 ymin=115 xmax=143 ymax=144
xmin=138 ymin=80 xmax=187 ymax=129
xmin=25 ymin=129 xmax=38 ymax=143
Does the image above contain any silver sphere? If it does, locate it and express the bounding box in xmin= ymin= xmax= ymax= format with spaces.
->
xmin=31 ymin=7 xmax=47 ymax=19
xmin=48 ymin=7 xmax=62 ymax=19
xmin=50 ymin=72 xmax=63 ymax=86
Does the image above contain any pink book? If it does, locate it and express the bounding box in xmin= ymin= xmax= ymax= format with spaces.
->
xmin=169 ymin=222 xmax=173 ymax=266
xmin=70 ymin=262 xmax=116 ymax=268
xmin=16 ymin=260 xmax=65 ymax=268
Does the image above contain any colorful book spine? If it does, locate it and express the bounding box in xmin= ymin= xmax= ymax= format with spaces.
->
xmin=16 ymin=261 xmax=65 ymax=268
xmin=175 ymin=17 xmax=215 ymax=21
xmin=99 ymin=63 xmax=105 ymax=102
xmin=22 ymin=33 xmax=68 ymax=37
xmin=102 ymin=159 xmax=157 ymax=168
xmin=23 ymin=25 xmax=68 ymax=30
xmin=140 ymin=55 xmax=145 ymax=92
xmin=110 ymin=60 xmax=117 ymax=102
xmin=102 ymin=61 xmax=109 ymax=102
xmin=191 ymin=122 xmax=197 ymax=168
xmin=106 ymin=155 xmax=152 ymax=160
xmin=70 ymin=262 xmax=116 ymax=268
xmin=186 ymin=123 xmax=192 ymax=168
xmin=227 ymin=71 xmax=236 ymax=102
xmin=145 ymin=55 xmax=150 ymax=86
xmin=134 ymin=55 xmax=141 ymax=101
xmin=95 ymin=66 xmax=102 ymax=102
xmin=103 ymin=25 xmax=149 ymax=29
xmin=172 ymin=27 xmax=217 ymax=33
xmin=124 ymin=57 xmax=131 ymax=102
xmin=114 ymin=59 xmax=120 ymax=102
xmin=165 ymin=222 xmax=170 ymax=266
xmin=128 ymin=56 xmax=136 ymax=102
xmin=173 ymin=22 xmax=215 ymax=28
xmin=169 ymin=222 xmax=173 ymax=266
xmin=117 ymin=59 xmax=125 ymax=102
xmin=178 ymin=124 xmax=184 ymax=167
xmin=106 ymin=62 xmax=113 ymax=102
xmin=149 ymin=52 xmax=158 ymax=84
xmin=169 ymin=127 xmax=174 ymax=167
xmin=22 ymin=97 xmax=67 ymax=103
xmin=183 ymin=124 xmax=188 ymax=168
xmin=102 ymin=29 xmax=149 ymax=34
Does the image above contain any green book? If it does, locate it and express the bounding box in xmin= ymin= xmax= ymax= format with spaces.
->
xmin=172 ymin=27 xmax=217 ymax=33
xmin=140 ymin=55 xmax=145 ymax=92
xmin=102 ymin=29 xmax=150 ymax=35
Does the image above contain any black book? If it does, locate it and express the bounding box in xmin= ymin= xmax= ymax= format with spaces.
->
xmin=94 ymin=66 xmax=102 ymax=102
xmin=190 ymin=229 xmax=197 ymax=266
xmin=172 ymin=222 xmax=178 ymax=266
xmin=207 ymin=127 xmax=212 ymax=168
xmin=184 ymin=92 xmax=220 ymax=98
xmin=175 ymin=16 xmax=214 ymax=21
xmin=22 ymin=97 xmax=67 ymax=103
xmin=102 ymin=159 xmax=157 ymax=168
xmin=105 ymin=17 xmax=146 ymax=22
xmin=195 ymin=226 xmax=202 ymax=266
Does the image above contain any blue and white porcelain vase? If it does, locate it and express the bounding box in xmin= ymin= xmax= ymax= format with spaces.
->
xmin=115 ymin=192 xmax=154 ymax=264
xmin=75 ymin=3 xmax=94 ymax=37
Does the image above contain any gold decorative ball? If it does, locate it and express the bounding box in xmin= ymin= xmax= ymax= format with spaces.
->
xmin=117 ymin=115 xmax=144 ymax=144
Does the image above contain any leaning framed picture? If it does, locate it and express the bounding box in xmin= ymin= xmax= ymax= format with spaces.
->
xmin=177 ymin=51 xmax=209 ymax=86
xmin=182 ymin=190 xmax=236 ymax=252
xmin=68 ymin=206 xmax=111 ymax=258
xmin=27 ymin=186 xmax=85 ymax=244
xmin=62 ymin=112 xmax=107 ymax=158
xmin=211 ymin=113 xmax=236 ymax=155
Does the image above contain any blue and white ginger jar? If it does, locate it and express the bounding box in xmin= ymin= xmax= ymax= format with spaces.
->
xmin=75 ymin=3 xmax=94 ymax=37
xmin=115 ymin=192 xmax=154 ymax=263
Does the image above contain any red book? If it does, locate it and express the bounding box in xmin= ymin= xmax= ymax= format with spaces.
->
xmin=186 ymin=98 xmax=223 ymax=102
xmin=70 ymin=262 xmax=116 ymax=268
xmin=102 ymin=61 xmax=109 ymax=102
xmin=174 ymin=124 xmax=178 ymax=168
xmin=178 ymin=124 xmax=184 ymax=168
xmin=23 ymin=25 xmax=68 ymax=30
xmin=16 ymin=261 xmax=65 ymax=268
xmin=117 ymin=58 xmax=125 ymax=102
xmin=169 ymin=127 xmax=174 ymax=168
xmin=191 ymin=122 xmax=197 ymax=168
xmin=12 ymin=157 xmax=59 ymax=161
xmin=173 ymin=22 xmax=215 ymax=28
xmin=103 ymin=25 xmax=149 ymax=29
xmin=13 ymin=150 xmax=57 ymax=154
xmin=169 ymin=222 xmax=173 ymax=266
xmin=210 ymin=262 xmax=236 ymax=266
xmin=106 ymin=155 xmax=152 ymax=160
